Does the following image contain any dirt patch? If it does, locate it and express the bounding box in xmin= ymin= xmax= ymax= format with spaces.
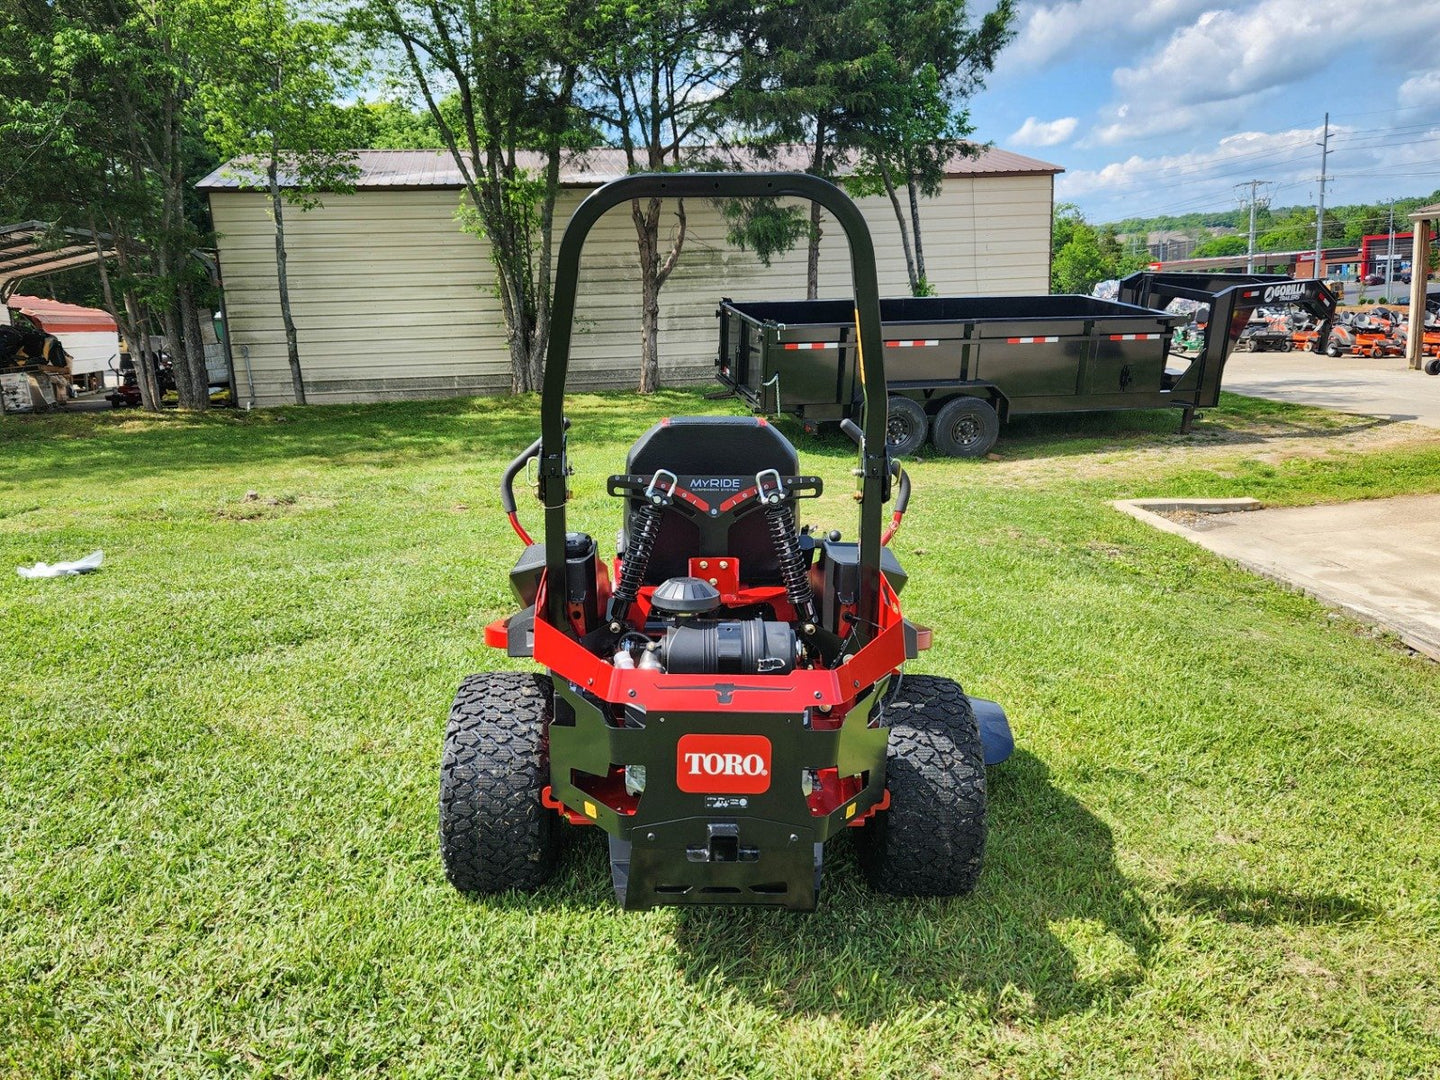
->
xmin=986 ymin=411 xmax=1433 ymax=483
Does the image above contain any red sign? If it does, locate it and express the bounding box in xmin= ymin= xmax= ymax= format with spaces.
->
xmin=675 ymin=734 xmax=772 ymax=794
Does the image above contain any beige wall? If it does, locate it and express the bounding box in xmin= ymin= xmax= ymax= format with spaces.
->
xmin=211 ymin=176 xmax=1053 ymax=406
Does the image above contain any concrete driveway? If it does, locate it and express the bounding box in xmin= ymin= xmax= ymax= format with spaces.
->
xmin=1115 ymin=349 xmax=1440 ymax=661
xmin=1117 ymin=497 xmax=1440 ymax=661
xmin=1221 ymin=349 xmax=1440 ymax=428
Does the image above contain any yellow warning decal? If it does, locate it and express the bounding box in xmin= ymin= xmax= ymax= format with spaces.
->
xmin=853 ymin=311 xmax=865 ymax=384
xmin=845 ymin=801 xmax=857 ymax=819
xmin=583 ymin=800 xmax=598 ymax=819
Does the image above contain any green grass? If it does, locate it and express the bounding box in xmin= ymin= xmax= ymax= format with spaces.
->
xmin=2 ymin=391 xmax=1439 ymax=1079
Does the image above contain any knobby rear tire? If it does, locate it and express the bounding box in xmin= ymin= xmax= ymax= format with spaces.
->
xmin=855 ymin=674 xmax=987 ymax=896
xmin=439 ymin=671 xmax=559 ymax=894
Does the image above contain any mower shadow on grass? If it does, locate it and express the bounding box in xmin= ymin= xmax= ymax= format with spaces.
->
xmin=668 ymin=750 xmax=1160 ymax=1023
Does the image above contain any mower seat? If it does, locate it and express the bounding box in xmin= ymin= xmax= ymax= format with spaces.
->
xmin=623 ymin=417 xmax=800 ymax=586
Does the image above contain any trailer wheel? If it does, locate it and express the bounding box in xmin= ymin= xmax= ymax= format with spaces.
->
xmin=440 ymin=671 xmax=559 ymax=894
xmin=885 ymin=396 xmax=929 ymax=457
xmin=932 ymin=396 xmax=999 ymax=458
xmin=855 ymin=675 xmax=986 ymax=896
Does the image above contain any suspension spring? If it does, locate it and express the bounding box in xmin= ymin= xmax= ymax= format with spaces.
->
xmin=608 ymin=500 xmax=664 ymax=630
xmin=765 ymin=500 xmax=819 ymax=628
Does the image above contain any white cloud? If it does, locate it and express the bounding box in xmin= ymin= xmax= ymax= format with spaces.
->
xmin=1094 ymin=0 xmax=1440 ymax=142
xmin=1059 ymin=120 xmax=1440 ymax=221
xmin=1399 ymin=71 xmax=1440 ymax=110
xmin=1009 ymin=116 xmax=1078 ymax=147
xmin=1059 ymin=127 xmax=1322 ymax=201
xmin=1001 ymin=0 xmax=1214 ymax=72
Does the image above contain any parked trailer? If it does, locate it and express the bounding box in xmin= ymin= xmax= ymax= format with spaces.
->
xmin=716 ymin=272 xmax=1336 ymax=457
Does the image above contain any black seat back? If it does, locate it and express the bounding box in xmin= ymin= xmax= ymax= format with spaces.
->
xmin=625 ymin=417 xmax=800 ymax=585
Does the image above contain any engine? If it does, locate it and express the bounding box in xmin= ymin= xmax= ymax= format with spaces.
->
xmin=612 ymin=575 xmax=800 ymax=676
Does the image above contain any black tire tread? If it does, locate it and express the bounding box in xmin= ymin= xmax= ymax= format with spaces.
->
xmin=439 ymin=671 xmax=558 ymax=894
xmin=931 ymin=396 xmax=1000 ymax=459
xmin=855 ymin=674 xmax=987 ymax=896
xmin=886 ymin=395 xmax=929 ymax=457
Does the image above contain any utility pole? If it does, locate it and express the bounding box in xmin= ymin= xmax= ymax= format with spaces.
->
xmin=1236 ymin=180 xmax=1271 ymax=273
xmin=1385 ymin=198 xmax=1396 ymax=297
xmin=1313 ymin=112 xmax=1331 ymax=280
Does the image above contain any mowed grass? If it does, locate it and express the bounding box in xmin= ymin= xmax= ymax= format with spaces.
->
xmin=2 ymin=390 xmax=1439 ymax=1079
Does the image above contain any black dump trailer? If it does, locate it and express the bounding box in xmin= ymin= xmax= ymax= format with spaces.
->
xmin=716 ymin=272 xmax=1336 ymax=457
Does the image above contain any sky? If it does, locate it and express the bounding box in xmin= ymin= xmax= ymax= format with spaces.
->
xmin=972 ymin=0 xmax=1440 ymax=227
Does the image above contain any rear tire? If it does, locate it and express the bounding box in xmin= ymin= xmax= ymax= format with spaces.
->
xmin=855 ymin=675 xmax=987 ymax=896
xmin=931 ymin=396 xmax=999 ymax=458
xmin=885 ymin=395 xmax=929 ymax=457
xmin=440 ymin=671 xmax=559 ymax=894
xmin=1327 ymin=342 xmax=1342 ymax=358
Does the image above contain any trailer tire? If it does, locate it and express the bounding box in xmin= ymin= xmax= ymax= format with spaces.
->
xmin=855 ymin=675 xmax=986 ymax=896
xmin=440 ymin=671 xmax=559 ymax=895
xmin=932 ymin=396 xmax=999 ymax=458
xmin=885 ymin=396 xmax=929 ymax=457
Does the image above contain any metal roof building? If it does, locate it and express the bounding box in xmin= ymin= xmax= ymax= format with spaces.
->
xmin=199 ymin=146 xmax=1063 ymax=407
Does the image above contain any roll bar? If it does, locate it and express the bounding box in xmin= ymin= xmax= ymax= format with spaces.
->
xmin=537 ymin=172 xmax=891 ymax=641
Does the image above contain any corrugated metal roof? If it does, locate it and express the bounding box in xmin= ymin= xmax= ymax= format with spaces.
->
xmin=7 ymin=294 xmax=117 ymax=333
xmin=197 ymin=144 xmax=1062 ymax=193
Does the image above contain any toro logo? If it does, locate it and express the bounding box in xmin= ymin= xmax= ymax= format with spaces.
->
xmin=676 ymin=734 xmax=772 ymax=794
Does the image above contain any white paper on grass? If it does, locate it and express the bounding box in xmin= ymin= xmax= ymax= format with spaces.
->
xmin=16 ymin=550 xmax=104 ymax=579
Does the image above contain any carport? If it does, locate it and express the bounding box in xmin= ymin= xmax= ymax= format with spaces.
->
xmin=0 ymin=221 xmax=119 ymax=301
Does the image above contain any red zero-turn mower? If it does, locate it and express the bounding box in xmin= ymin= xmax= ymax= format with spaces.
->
xmin=440 ymin=173 xmax=1014 ymax=910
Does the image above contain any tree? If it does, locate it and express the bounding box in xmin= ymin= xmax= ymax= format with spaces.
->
xmin=1193 ymin=234 xmax=1248 ymax=258
xmin=198 ymin=0 xmax=362 ymax=405
xmin=358 ymin=0 xmax=588 ymax=393
xmin=348 ymin=100 xmax=445 ymax=149
xmin=726 ymin=0 xmax=880 ymax=299
xmin=1051 ymin=203 xmax=1145 ymax=294
xmin=584 ymin=0 xmax=740 ymax=392
xmin=847 ymin=0 xmax=1015 ymax=296
xmin=1 ymin=0 xmax=220 ymax=411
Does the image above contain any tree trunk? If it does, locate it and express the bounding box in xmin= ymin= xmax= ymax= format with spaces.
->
xmin=180 ymin=286 xmax=210 ymax=408
xmin=632 ymin=196 xmax=687 ymax=394
xmin=878 ymin=161 xmax=919 ymax=294
xmin=269 ymin=157 xmax=306 ymax=404
xmin=120 ymin=287 xmax=161 ymax=411
xmin=806 ymin=127 xmax=826 ymax=301
xmin=907 ymin=176 xmax=927 ymax=293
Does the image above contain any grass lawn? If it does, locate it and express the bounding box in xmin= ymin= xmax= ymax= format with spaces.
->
xmin=2 ymin=390 xmax=1439 ymax=1079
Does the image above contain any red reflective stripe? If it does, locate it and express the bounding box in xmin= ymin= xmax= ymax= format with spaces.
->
xmin=1004 ymin=336 xmax=1059 ymax=344
xmin=1107 ymin=333 xmax=1163 ymax=341
xmin=883 ymin=339 xmax=940 ymax=348
xmin=782 ymin=341 xmax=840 ymax=350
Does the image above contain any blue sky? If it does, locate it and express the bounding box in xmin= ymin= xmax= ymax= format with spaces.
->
xmin=972 ymin=0 xmax=1440 ymax=225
